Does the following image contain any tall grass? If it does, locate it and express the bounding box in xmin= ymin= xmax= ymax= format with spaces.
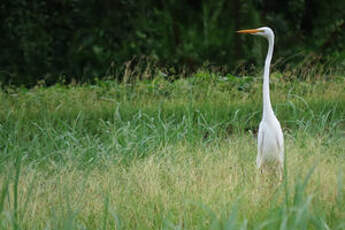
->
xmin=0 ymin=70 xmax=344 ymax=229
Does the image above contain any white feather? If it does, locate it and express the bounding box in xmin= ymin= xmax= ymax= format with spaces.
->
xmin=238 ymin=27 xmax=284 ymax=179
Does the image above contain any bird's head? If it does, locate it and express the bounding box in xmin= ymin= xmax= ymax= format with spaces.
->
xmin=236 ymin=27 xmax=274 ymax=39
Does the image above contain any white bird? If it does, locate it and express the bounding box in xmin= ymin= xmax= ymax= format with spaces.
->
xmin=237 ymin=27 xmax=284 ymax=180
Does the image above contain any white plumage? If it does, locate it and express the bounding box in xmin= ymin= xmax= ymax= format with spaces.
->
xmin=237 ymin=27 xmax=284 ymax=180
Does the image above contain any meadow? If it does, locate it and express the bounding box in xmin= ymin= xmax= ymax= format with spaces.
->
xmin=0 ymin=69 xmax=344 ymax=229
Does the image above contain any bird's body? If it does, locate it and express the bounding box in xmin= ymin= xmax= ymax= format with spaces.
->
xmin=257 ymin=115 xmax=284 ymax=168
xmin=237 ymin=27 xmax=284 ymax=180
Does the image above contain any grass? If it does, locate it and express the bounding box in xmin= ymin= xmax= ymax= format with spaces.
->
xmin=0 ymin=69 xmax=344 ymax=229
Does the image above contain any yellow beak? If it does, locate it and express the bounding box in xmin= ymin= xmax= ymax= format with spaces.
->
xmin=236 ymin=29 xmax=263 ymax=34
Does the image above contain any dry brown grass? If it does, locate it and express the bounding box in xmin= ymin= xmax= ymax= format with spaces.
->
xmin=2 ymin=134 xmax=343 ymax=229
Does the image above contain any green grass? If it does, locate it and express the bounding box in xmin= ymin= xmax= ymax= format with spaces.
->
xmin=0 ymin=70 xmax=344 ymax=229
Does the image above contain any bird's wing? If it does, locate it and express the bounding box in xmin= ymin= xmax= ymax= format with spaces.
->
xmin=257 ymin=124 xmax=264 ymax=153
xmin=275 ymin=130 xmax=284 ymax=163
xmin=257 ymin=123 xmax=265 ymax=168
xmin=275 ymin=135 xmax=282 ymax=151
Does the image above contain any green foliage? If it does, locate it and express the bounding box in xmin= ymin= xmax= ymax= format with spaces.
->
xmin=1 ymin=0 xmax=344 ymax=86
xmin=0 ymin=70 xmax=344 ymax=166
xmin=0 ymin=72 xmax=344 ymax=228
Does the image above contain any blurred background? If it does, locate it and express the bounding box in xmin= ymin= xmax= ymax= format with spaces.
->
xmin=1 ymin=0 xmax=344 ymax=87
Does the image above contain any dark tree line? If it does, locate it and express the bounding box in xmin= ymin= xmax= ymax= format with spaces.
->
xmin=0 ymin=0 xmax=344 ymax=86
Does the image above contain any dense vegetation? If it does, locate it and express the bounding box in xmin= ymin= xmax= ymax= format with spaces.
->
xmin=0 ymin=1 xmax=344 ymax=229
xmin=1 ymin=0 xmax=345 ymax=86
xmin=0 ymin=68 xmax=344 ymax=229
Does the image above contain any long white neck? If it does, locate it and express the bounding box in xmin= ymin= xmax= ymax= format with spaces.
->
xmin=262 ymin=35 xmax=274 ymax=120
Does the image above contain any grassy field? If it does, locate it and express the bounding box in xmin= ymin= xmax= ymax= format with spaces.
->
xmin=0 ymin=70 xmax=344 ymax=229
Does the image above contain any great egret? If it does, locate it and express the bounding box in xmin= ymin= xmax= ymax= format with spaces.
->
xmin=237 ymin=27 xmax=284 ymax=180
